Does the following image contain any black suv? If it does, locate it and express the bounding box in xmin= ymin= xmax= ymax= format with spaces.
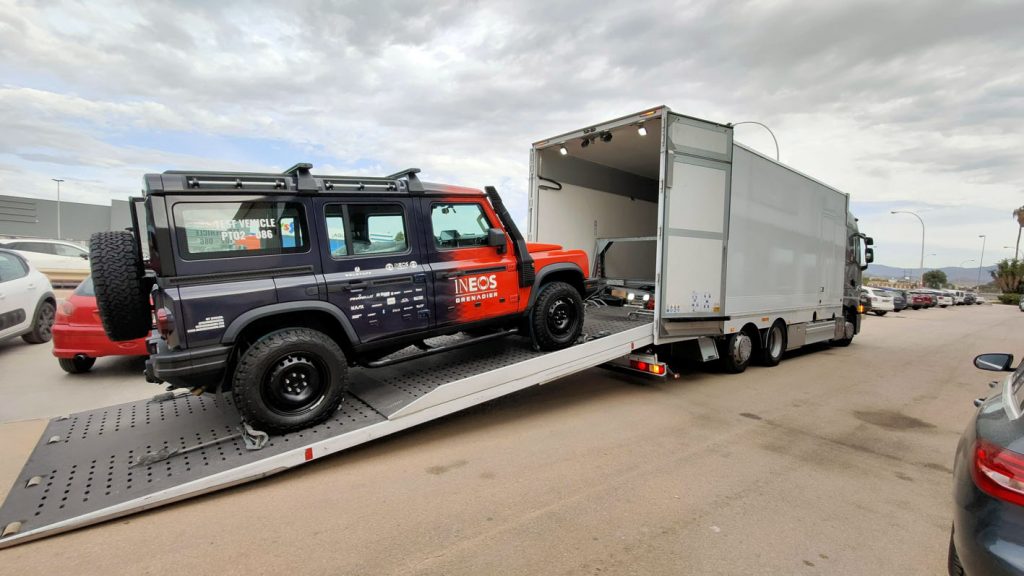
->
xmin=90 ymin=164 xmax=592 ymax=433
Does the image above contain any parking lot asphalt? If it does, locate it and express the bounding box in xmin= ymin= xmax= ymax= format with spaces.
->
xmin=0 ymin=304 xmax=1021 ymax=574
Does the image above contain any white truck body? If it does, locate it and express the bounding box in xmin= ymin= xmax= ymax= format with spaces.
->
xmin=529 ymin=107 xmax=862 ymax=351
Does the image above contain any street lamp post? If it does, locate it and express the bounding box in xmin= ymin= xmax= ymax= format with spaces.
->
xmin=730 ymin=121 xmax=779 ymax=161
xmin=977 ymin=235 xmax=987 ymax=288
xmin=891 ymin=210 xmax=925 ymax=287
xmin=51 ymin=178 xmax=64 ymax=240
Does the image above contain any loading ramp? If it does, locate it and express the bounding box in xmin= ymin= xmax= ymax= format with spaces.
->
xmin=0 ymin=308 xmax=652 ymax=548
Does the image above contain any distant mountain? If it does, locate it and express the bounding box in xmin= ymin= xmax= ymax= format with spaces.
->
xmin=866 ymin=264 xmax=997 ymax=286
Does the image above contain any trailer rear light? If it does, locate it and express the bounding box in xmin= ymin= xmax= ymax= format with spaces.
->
xmin=637 ymin=123 xmax=648 ymax=136
xmin=629 ymin=359 xmax=666 ymax=376
xmin=156 ymin=308 xmax=175 ymax=338
xmin=972 ymin=439 xmax=1024 ymax=507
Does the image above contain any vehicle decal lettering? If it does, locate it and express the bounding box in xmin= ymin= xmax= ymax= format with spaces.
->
xmin=187 ymin=315 xmax=225 ymax=333
xmin=454 ymin=274 xmax=499 ymax=304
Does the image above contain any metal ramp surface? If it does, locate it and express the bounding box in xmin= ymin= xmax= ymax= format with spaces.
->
xmin=0 ymin=309 xmax=651 ymax=548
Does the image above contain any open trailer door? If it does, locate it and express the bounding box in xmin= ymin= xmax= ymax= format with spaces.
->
xmin=655 ymin=114 xmax=734 ymax=339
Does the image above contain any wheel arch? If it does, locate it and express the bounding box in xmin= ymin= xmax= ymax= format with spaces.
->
xmin=222 ymin=301 xmax=358 ymax=355
xmin=527 ymin=263 xmax=585 ymax=309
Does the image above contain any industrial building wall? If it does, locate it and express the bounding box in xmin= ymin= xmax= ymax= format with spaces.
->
xmin=0 ymin=194 xmax=127 ymax=244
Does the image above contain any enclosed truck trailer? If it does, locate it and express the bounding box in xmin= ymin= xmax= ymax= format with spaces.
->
xmin=529 ymin=106 xmax=873 ymax=372
xmin=0 ymin=108 xmax=871 ymax=548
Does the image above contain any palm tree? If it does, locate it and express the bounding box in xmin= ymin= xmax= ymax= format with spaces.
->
xmin=1014 ymin=205 xmax=1024 ymax=261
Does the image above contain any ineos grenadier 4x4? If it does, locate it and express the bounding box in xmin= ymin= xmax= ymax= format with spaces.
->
xmin=90 ymin=164 xmax=592 ymax=433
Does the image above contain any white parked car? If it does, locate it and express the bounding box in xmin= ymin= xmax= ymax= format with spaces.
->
xmin=0 ymin=249 xmax=56 ymax=344
xmin=0 ymin=238 xmax=90 ymax=273
xmin=938 ymin=290 xmax=955 ymax=307
xmin=952 ymin=290 xmax=966 ymax=305
xmin=862 ymin=287 xmax=895 ymax=316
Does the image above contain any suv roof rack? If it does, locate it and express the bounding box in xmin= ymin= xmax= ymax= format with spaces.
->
xmin=147 ymin=163 xmax=427 ymax=195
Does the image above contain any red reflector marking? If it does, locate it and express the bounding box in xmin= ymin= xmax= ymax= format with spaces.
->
xmin=304 ymin=447 xmax=313 ymax=461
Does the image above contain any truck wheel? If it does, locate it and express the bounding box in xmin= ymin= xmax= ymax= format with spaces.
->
xmin=232 ymin=328 xmax=347 ymax=434
xmin=760 ymin=322 xmax=785 ymax=367
xmin=59 ymin=356 xmax=96 ymax=374
xmin=21 ymin=300 xmax=55 ymax=344
xmin=530 ymin=281 xmax=584 ymax=351
xmin=720 ymin=332 xmax=752 ymax=373
xmin=90 ymin=231 xmax=152 ymax=341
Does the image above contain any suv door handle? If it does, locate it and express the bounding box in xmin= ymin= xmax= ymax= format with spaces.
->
xmin=342 ymin=280 xmax=367 ymax=291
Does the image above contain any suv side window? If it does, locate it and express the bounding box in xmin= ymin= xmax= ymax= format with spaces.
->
xmin=325 ymin=204 xmax=407 ymax=258
xmin=431 ymin=202 xmax=491 ymax=248
xmin=0 ymin=253 xmax=28 ymax=282
xmin=53 ymin=243 xmax=86 ymax=257
xmin=172 ymin=201 xmax=308 ymax=260
xmin=11 ymin=242 xmax=55 ymax=255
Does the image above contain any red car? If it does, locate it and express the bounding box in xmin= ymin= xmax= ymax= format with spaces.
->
xmin=52 ymin=276 xmax=148 ymax=373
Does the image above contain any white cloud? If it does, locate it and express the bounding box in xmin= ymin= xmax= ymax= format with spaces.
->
xmin=0 ymin=0 xmax=1020 ymax=267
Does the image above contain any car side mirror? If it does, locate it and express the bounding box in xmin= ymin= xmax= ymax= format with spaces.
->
xmin=487 ymin=227 xmax=507 ymax=254
xmin=974 ymin=353 xmax=1014 ymax=372
xmin=80 ymin=253 xmax=89 ymax=260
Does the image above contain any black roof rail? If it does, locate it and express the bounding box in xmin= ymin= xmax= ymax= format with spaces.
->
xmin=385 ymin=168 xmax=424 ymax=194
xmin=283 ymin=162 xmax=317 ymax=192
xmin=148 ymin=164 xmax=428 ymax=195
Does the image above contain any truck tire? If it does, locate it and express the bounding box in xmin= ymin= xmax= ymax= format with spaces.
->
xmin=760 ymin=322 xmax=785 ymax=367
xmin=90 ymin=231 xmax=152 ymax=341
xmin=530 ymin=281 xmax=584 ymax=351
xmin=21 ymin=300 xmax=55 ymax=344
xmin=720 ymin=332 xmax=752 ymax=373
xmin=59 ymin=356 xmax=96 ymax=374
xmin=232 ymin=328 xmax=348 ymax=434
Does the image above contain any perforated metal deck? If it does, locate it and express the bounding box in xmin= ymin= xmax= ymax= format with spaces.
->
xmin=0 ymin=309 xmax=651 ymax=548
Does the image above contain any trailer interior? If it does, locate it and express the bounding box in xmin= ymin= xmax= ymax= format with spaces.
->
xmin=530 ymin=111 xmax=663 ymax=293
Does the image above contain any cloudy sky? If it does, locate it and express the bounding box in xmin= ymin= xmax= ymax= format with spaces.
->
xmin=0 ymin=0 xmax=1021 ymax=268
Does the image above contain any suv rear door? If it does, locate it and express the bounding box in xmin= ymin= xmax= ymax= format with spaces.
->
xmin=316 ymin=198 xmax=430 ymax=344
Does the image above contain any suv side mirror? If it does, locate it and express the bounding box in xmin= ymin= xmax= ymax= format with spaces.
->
xmin=974 ymin=353 xmax=1014 ymax=372
xmin=487 ymin=227 xmax=507 ymax=254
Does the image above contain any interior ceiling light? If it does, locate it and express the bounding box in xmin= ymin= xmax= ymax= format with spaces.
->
xmin=600 ymin=131 xmax=613 ymax=143
xmin=559 ymin=145 xmax=568 ymax=155
xmin=637 ymin=123 xmax=647 ymax=136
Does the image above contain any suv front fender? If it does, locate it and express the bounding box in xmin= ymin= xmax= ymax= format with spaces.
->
xmin=526 ymin=263 xmax=585 ymax=309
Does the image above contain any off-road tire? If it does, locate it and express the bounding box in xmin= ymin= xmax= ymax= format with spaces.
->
xmin=232 ymin=328 xmax=348 ymax=434
xmin=760 ymin=322 xmax=785 ymax=367
xmin=59 ymin=356 xmax=96 ymax=374
xmin=530 ymin=281 xmax=584 ymax=351
xmin=720 ymin=331 xmax=753 ymax=373
xmin=22 ymin=300 xmax=55 ymax=344
xmin=90 ymin=231 xmax=151 ymax=341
